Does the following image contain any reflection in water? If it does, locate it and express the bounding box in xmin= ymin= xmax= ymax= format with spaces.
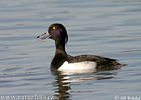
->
xmin=51 ymin=69 xmax=118 ymax=100
xmin=52 ymin=71 xmax=71 ymax=100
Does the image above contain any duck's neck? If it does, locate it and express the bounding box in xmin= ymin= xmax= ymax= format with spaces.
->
xmin=55 ymin=40 xmax=67 ymax=55
xmin=50 ymin=41 xmax=67 ymax=70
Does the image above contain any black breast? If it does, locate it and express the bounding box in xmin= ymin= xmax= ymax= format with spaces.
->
xmin=51 ymin=53 xmax=72 ymax=70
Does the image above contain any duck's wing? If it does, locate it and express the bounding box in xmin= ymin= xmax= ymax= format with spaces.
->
xmin=67 ymin=55 xmax=125 ymax=69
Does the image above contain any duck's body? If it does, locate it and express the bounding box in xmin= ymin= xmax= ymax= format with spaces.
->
xmin=37 ymin=23 xmax=125 ymax=71
xmin=51 ymin=53 xmax=122 ymax=71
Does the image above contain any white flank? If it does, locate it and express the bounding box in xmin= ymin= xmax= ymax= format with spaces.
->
xmin=58 ymin=61 xmax=97 ymax=74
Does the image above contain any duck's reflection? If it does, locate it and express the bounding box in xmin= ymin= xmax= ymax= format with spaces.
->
xmin=51 ymin=69 xmax=118 ymax=100
xmin=52 ymin=71 xmax=71 ymax=100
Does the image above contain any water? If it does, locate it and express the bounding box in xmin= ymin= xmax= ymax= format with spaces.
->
xmin=0 ymin=0 xmax=141 ymax=100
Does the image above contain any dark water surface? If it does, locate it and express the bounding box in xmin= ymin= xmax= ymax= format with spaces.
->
xmin=0 ymin=0 xmax=141 ymax=100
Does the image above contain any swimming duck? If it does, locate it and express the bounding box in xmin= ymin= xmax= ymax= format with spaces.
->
xmin=37 ymin=23 xmax=125 ymax=71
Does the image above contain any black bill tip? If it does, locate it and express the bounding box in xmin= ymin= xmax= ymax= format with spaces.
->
xmin=37 ymin=36 xmax=40 ymax=38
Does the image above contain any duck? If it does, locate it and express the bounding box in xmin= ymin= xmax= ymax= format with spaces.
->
xmin=37 ymin=23 xmax=125 ymax=71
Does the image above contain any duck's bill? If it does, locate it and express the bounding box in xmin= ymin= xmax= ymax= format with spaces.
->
xmin=37 ymin=32 xmax=51 ymax=40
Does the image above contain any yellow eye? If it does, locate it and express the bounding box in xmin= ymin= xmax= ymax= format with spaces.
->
xmin=53 ymin=27 xmax=56 ymax=30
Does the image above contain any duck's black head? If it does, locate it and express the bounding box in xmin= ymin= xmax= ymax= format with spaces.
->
xmin=49 ymin=23 xmax=68 ymax=44
xmin=37 ymin=23 xmax=68 ymax=55
xmin=37 ymin=23 xmax=68 ymax=45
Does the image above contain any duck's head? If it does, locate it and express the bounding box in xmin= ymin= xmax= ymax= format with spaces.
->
xmin=37 ymin=23 xmax=68 ymax=45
